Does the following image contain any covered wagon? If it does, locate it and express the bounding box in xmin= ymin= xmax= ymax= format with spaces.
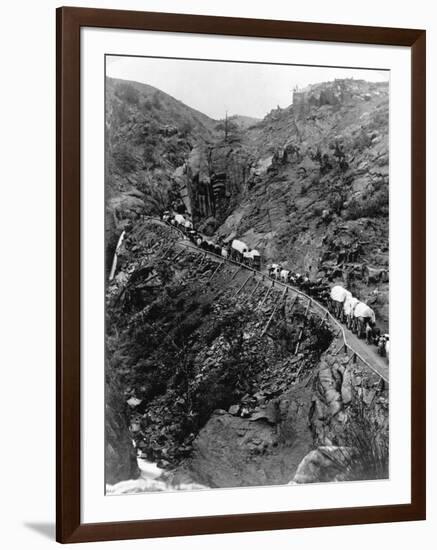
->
xmin=353 ymin=301 xmax=376 ymax=339
xmin=329 ymin=285 xmax=352 ymax=319
xmin=231 ymin=239 xmax=249 ymax=262
xmin=343 ymin=295 xmax=360 ymax=329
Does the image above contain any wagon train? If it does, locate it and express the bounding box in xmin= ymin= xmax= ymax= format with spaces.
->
xmin=160 ymin=211 xmax=388 ymax=359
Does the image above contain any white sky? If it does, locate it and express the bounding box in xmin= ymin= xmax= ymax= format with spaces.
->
xmin=106 ymin=55 xmax=389 ymax=120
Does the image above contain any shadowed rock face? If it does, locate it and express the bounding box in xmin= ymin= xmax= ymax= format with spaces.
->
xmin=105 ymin=380 xmax=140 ymax=485
xmin=103 ymin=220 xmax=388 ymax=489
xmin=292 ymin=446 xmax=356 ymax=484
xmin=186 ymin=379 xmax=314 ymax=488
xmin=184 ymin=340 xmax=388 ymax=487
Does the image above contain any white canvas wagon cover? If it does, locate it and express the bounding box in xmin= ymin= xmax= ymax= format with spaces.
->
xmin=244 ymin=250 xmax=260 ymax=260
xmin=353 ymin=302 xmax=376 ymax=323
xmin=330 ymin=285 xmax=351 ymax=303
xmin=231 ymin=239 xmax=248 ymax=254
xmin=343 ymin=296 xmax=360 ymax=316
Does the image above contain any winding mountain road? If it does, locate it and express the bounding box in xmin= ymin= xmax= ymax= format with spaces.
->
xmin=141 ymin=216 xmax=390 ymax=383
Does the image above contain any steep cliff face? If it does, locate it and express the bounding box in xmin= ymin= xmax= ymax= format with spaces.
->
xmin=106 ymin=77 xmax=389 ymax=327
xmin=217 ymin=79 xmax=390 ymax=328
xmin=105 ymin=78 xmax=219 ymax=264
xmin=184 ymin=337 xmax=388 ymax=487
xmin=105 ymin=374 xmax=140 ymax=485
xmin=105 ymin=220 xmax=334 ymax=480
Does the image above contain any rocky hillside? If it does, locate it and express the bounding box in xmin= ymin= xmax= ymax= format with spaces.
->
xmin=105 ymin=77 xmax=219 ymax=272
xmin=221 ymin=79 xmax=389 ymax=329
xmin=105 ymin=77 xmax=390 ymax=489
xmin=105 ymin=220 xmax=388 ymax=489
xmin=106 ymin=77 xmax=389 ymax=329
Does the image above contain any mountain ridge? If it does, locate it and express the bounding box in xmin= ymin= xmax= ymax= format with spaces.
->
xmin=106 ymin=76 xmax=389 ymax=328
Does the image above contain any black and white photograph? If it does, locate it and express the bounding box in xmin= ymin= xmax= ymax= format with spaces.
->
xmin=104 ymin=55 xmax=390 ymax=495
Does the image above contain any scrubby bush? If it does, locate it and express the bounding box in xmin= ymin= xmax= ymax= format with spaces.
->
xmin=328 ymin=190 xmax=346 ymax=215
xmin=152 ymin=92 xmax=162 ymax=110
xmin=192 ymin=307 xmax=265 ymax=425
xmin=143 ymin=146 xmax=160 ymax=168
xmin=115 ymin=83 xmax=140 ymax=105
xmin=112 ymin=100 xmax=129 ymax=125
xmin=339 ymin=390 xmax=389 ymax=481
xmin=345 ymin=187 xmax=388 ymax=220
xmin=198 ymin=216 xmax=219 ymax=236
xmin=112 ymin=143 xmax=137 ymax=173
xmin=142 ymin=98 xmax=153 ymax=111
xmin=353 ymin=128 xmax=372 ymax=152
xmin=179 ymin=120 xmax=193 ymax=137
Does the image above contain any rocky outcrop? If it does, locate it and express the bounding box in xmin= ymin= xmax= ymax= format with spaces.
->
xmin=105 ymin=381 xmax=140 ymax=485
xmin=309 ymin=342 xmax=388 ymax=448
xmin=292 ymin=446 xmax=356 ymax=484
xmin=186 ymin=377 xmax=315 ymax=488
xmin=185 ymin=336 xmax=388 ymax=487
xmin=216 ymin=80 xmax=389 ymax=329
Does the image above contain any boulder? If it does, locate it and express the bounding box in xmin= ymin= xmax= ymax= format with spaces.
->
xmin=341 ymin=366 xmax=353 ymax=404
xmin=292 ymin=446 xmax=355 ymax=484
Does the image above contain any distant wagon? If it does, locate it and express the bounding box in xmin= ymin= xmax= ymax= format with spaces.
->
xmin=353 ymin=301 xmax=376 ymax=339
xmin=268 ymin=263 xmax=282 ymax=279
xmin=343 ymin=295 xmax=360 ymax=330
xmin=173 ymin=214 xmax=186 ymax=227
xmin=248 ymin=249 xmax=261 ymax=270
xmin=329 ymin=285 xmax=352 ymax=320
xmin=231 ymin=239 xmax=249 ymax=262
xmin=187 ymin=230 xmax=197 ymax=243
xmin=242 ymin=249 xmax=261 ymax=269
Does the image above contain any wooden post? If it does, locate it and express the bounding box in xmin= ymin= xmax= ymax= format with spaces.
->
xmin=294 ymin=359 xmax=305 ymax=380
xmin=171 ymin=249 xmax=184 ymax=262
xmin=209 ymin=260 xmax=224 ymax=282
xmin=287 ymin=295 xmax=298 ymax=317
xmin=261 ymin=286 xmax=288 ymax=336
xmin=304 ymin=298 xmax=311 ymax=318
xmin=159 ymin=242 xmax=173 ymax=260
xmin=234 ymin=273 xmax=253 ymax=296
xmin=143 ymin=272 xmax=159 ymax=285
xmin=294 ymin=331 xmax=303 ymax=355
xmin=230 ymin=266 xmax=242 ymax=281
xmin=245 ymin=278 xmax=261 ymax=302
xmin=319 ymin=311 xmax=328 ymax=326
xmin=193 ymin=252 xmax=207 ymax=275
xmin=294 ymin=299 xmax=312 ymax=355
xmin=333 ymin=341 xmax=346 ymax=356
xmin=257 ymin=282 xmax=274 ymax=311
xmin=261 ymin=302 xmax=279 ymax=337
